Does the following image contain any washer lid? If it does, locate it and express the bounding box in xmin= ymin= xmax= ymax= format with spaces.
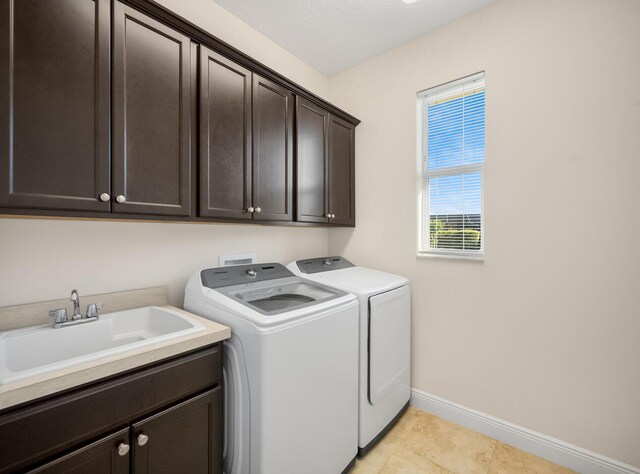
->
xmin=201 ymin=263 xmax=350 ymax=317
xmin=216 ymin=277 xmax=348 ymax=316
xmin=289 ymin=260 xmax=409 ymax=297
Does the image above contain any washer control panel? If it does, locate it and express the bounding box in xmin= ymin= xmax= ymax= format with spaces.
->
xmin=295 ymin=256 xmax=354 ymax=274
xmin=201 ymin=263 xmax=293 ymax=289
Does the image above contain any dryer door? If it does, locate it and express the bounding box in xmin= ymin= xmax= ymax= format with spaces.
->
xmin=368 ymin=285 xmax=411 ymax=405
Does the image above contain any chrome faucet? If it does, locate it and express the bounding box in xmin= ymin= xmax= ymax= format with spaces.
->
xmin=70 ymin=289 xmax=82 ymax=320
xmin=49 ymin=289 xmax=101 ymax=329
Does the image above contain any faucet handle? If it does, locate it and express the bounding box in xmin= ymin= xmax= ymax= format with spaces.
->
xmin=49 ymin=308 xmax=68 ymax=325
xmin=86 ymin=303 xmax=101 ymax=319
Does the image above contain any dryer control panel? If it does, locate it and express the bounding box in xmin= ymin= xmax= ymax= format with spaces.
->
xmin=295 ymin=256 xmax=355 ymax=274
xmin=201 ymin=263 xmax=294 ymax=289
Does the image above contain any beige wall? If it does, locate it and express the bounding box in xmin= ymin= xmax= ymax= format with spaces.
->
xmin=0 ymin=219 xmax=328 ymax=308
xmin=0 ymin=0 xmax=330 ymax=308
xmin=328 ymin=0 xmax=640 ymax=467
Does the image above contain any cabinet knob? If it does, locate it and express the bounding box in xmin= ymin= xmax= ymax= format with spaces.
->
xmin=99 ymin=193 xmax=110 ymax=202
xmin=137 ymin=433 xmax=149 ymax=446
xmin=325 ymin=213 xmax=331 ymax=218
xmin=331 ymin=214 xmax=336 ymax=219
xmin=117 ymin=443 xmax=130 ymax=456
xmin=115 ymin=195 xmax=126 ymax=204
xmin=247 ymin=207 xmax=255 ymax=213
xmin=255 ymin=207 xmax=261 ymax=213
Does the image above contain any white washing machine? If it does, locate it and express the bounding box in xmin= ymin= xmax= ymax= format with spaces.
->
xmin=184 ymin=263 xmax=359 ymax=474
xmin=288 ymin=257 xmax=411 ymax=456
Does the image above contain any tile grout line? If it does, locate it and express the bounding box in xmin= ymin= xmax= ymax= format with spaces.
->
xmin=486 ymin=440 xmax=499 ymax=474
xmin=378 ymin=416 xmax=419 ymax=473
xmin=401 ymin=409 xmax=455 ymax=474
xmin=374 ymin=443 xmax=401 ymax=474
xmin=375 ymin=411 xmax=421 ymax=474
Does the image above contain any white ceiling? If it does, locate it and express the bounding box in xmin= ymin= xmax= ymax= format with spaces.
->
xmin=211 ymin=0 xmax=496 ymax=75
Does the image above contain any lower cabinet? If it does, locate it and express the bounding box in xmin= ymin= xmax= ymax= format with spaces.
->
xmin=0 ymin=345 xmax=223 ymax=474
xmin=132 ymin=389 xmax=221 ymax=474
xmin=29 ymin=429 xmax=130 ymax=474
xmin=30 ymin=389 xmax=221 ymax=474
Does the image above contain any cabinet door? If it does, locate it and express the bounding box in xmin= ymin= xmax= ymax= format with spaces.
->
xmin=252 ymin=75 xmax=294 ymax=222
xmin=133 ymin=388 xmax=222 ymax=474
xmin=328 ymin=114 xmax=355 ymax=226
xmin=199 ymin=47 xmax=252 ymax=220
xmin=0 ymin=0 xmax=110 ymax=212
xmin=28 ymin=428 xmax=130 ymax=474
xmin=295 ymin=97 xmax=329 ymax=224
xmin=112 ymin=2 xmax=191 ymax=216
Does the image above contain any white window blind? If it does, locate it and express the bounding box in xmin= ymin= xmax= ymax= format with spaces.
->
xmin=417 ymin=72 xmax=485 ymax=258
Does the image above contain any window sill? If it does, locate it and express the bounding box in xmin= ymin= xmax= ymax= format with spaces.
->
xmin=417 ymin=252 xmax=484 ymax=262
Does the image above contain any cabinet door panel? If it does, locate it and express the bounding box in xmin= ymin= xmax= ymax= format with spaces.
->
xmin=133 ymin=388 xmax=222 ymax=474
xmin=295 ymin=98 xmax=328 ymax=223
xmin=252 ymin=76 xmax=293 ymax=221
xmin=199 ymin=47 xmax=251 ymax=219
xmin=328 ymin=115 xmax=355 ymax=226
xmin=28 ymin=428 xmax=129 ymax=474
xmin=112 ymin=2 xmax=191 ymax=216
xmin=0 ymin=0 xmax=110 ymax=211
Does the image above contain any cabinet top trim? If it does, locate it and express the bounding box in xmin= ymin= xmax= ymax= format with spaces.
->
xmin=119 ymin=0 xmax=360 ymax=126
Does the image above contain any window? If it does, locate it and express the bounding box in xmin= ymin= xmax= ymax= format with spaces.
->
xmin=417 ymin=72 xmax=485 ymax=258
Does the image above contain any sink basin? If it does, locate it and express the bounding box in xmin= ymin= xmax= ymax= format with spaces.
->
xmin=0 ymin=306 xmax=205 ymax=385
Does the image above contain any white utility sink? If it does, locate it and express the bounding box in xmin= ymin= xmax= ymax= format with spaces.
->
xmin=0 ymin=306 xmax=205 ymax=385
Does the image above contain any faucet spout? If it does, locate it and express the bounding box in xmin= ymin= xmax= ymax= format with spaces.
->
xmin=70 ymin=289 xmax=82 ymax=320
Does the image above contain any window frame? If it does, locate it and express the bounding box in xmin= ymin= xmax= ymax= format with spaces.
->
xmin=416 ymin=72 xmax=486 ymax=260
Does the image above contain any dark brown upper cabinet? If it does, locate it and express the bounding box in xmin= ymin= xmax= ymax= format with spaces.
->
xmin=295 ymin=97 xmax=329 ymax=224
xmin=112 ymin=1 xmax=192 ymax=216
xmin=200 ymin=64 xmax=294 ymax=223
xmin=252 ymin=75 xmax=294 ymax=222
xmin=0 ymin=0 xmax=111 ymax=212
xmin=199 ymin=47 xmax=252 ymax=220
xmin=328 ymin=114 xmax=356 ymax=226
xmin=0 ymin=0 xmax=357 ymax=226
xmin=295 ymin=101 xmax=355 ymax=226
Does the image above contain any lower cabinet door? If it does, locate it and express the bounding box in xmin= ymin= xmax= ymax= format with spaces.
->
xmin=28 ymin=428 xmax=130 ymax=474
xmin=132 ymin=388 xmax=222 ymax=474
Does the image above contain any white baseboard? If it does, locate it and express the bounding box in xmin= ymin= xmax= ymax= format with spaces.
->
xmin=410 ymin=389 xmax=639 ymax=474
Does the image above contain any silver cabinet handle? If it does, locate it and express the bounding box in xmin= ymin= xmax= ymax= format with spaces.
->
xmin=117 ymin=443 xmax=130 ymax=456
xmin=325 ymin=213 xmax=331 ymax=218
xmin=115 ymin=195 xmax=126 ymax=204
xmin=247 ymin=207 xmax=255 ymax=213
xmin=99 ymin=193 xmax=110 ymax=202
xmin=137 ymin=434 xmax=149 ymax=446
xmin=255 ymin=207 xmax=261 ymax=213
xmin=331 ymin=214 xmax=336 ymax=219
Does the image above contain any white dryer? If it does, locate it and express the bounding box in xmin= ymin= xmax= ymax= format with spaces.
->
xmin=184 ymin=263 xmax=359 ymax=474
xmin=288 ymin=257 xmax=411 ymax=456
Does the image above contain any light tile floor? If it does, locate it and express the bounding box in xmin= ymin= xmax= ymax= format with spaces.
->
xmin=350 ymin=407 xmax=575 ymax=474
